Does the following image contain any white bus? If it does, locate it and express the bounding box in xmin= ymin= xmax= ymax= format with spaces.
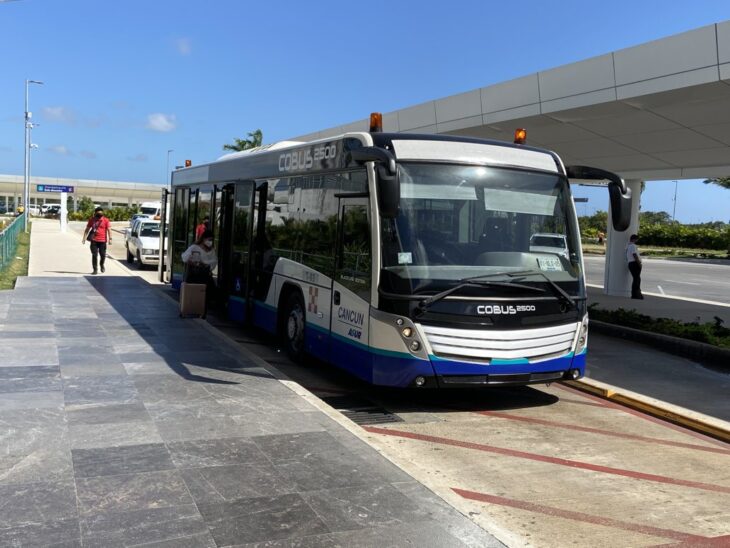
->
xmin=163 ymin=116 xmax=630 ymax=388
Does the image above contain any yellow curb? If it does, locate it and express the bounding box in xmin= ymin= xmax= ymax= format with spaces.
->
xmin=566 ymin=379 xmax=730 ymax=444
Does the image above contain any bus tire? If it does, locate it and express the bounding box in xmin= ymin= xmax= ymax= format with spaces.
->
xmin=281 ymin=290 xmax=306 ymax=362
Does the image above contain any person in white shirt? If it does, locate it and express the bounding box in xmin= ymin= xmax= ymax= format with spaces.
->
xmin=626 ymin=233 xmax=643 ymax=299
xmin=182 ymin=230 xmax=217 ymax=294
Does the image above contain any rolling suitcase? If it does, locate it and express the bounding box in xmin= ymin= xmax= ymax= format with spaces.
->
xmin=180 ymin=282 xmax=206 ymax=318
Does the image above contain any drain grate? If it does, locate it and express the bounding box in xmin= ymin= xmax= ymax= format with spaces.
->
xmin=322 ymin=395 xmax=403 ymax=426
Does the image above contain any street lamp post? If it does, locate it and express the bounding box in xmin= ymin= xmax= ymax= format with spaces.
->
xmin=24 ymin=79 xmax=43 ymax=232
xmin=672 ymin=180 xmax=678 ymax=222
xmin=166 ymin=149 xmax=174 ymax=186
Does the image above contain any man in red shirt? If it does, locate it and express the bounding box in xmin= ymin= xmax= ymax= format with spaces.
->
xmin=82 ymin=207 xmax=112 ymax=275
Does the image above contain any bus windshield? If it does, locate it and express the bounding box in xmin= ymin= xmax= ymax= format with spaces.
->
xmin=380 ymin=163 xmax=582 ymax=296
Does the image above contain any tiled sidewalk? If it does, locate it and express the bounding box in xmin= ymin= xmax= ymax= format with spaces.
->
xmin=0 ymin=276 xmax=501 ymax=547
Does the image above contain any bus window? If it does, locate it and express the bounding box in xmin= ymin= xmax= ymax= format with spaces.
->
xmin=171 ymin=187 xmax=190 ymax=285
xmin=337 ymin=203 xmax=371 ymax=302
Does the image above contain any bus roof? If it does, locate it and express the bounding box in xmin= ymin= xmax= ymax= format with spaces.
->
xmin=171 ymin=132 xmax=562 ymax=187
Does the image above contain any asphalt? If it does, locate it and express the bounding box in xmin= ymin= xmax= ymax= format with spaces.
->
xmin=0 ymin=219 xmax=501 ymax=547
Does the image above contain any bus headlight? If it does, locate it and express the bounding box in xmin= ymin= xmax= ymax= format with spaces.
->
xmin=401 ymin=327 xmax=413 ymax=338
xmin=575 ymin=315 xmax=589 ymax=354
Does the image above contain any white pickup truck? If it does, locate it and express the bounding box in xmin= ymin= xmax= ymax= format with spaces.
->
xmin=125 ymin=218 xmax=161 ymax=267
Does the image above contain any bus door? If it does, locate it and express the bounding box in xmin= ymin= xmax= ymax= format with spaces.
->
xmin=214 ymin=185 xmax=235 ymax=301
xmin=250 ymin=183 xmax=275 ymax=328
xmin=331 ymin=196 xmax=372 ymax=379
xmin=227 ymin=182 xmax=255 ymax=322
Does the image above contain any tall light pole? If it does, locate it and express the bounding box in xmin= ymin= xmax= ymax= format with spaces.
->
xmin=24 ymin=79 xmax=43 ymax=231
xmin=166 ymin=149 xmax=174 ymax=186
xmin=672 ymin=180 xmax=678 ymax=222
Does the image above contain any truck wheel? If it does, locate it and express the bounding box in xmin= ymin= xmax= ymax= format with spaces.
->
xmin=126 ymin=248 xmax=134 ymax=264
xmin=281 ymin=291 xmax=306 ymax=362
xmin=136 ymin=250 xmax=143 ymax=269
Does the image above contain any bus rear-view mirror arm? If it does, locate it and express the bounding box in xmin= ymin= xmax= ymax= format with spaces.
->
xmin=351 ymin=147 xmax=400 ymax=218
xmin=566 ymin=165 xmax=632 ymax=232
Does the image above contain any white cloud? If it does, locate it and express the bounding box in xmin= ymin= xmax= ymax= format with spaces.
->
xmin=47 ymin=145 xmax=73 ymax=156
xmin=175 ymin=37 xmax=192 ymax=55
xmin=80 ymin=150 xmax=97 ymax=159
xmin=42 ymin=106 xmax=76 ymax=125
xmin=127 ymin=153 xmax=148 ymax=162
xmin=145 ymin=113 xmax=177 ymax=132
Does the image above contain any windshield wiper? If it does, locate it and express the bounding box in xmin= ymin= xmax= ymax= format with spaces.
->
xmin=415 ymin=275 xmax=545 ymax=317
xmin=504 ymin=269 xmax=577 ymax=310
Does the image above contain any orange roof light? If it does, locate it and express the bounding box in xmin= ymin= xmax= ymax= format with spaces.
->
xmin=369 ymin=112 xmax=383 ymax=133
xmin=514 ymin=128 xmax=527 ymax=145
xmin=184 ymin=159 xmax=192 ymax=167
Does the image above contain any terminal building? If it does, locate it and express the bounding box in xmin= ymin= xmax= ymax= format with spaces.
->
xmin=0 ymin=173 xmax=164 ymax=212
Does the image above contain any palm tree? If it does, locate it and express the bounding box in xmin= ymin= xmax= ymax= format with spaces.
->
xmin=703 ymin=177 xmax=730 ymax=189
xmin=223 ymin=129 xmax=263 ymax=151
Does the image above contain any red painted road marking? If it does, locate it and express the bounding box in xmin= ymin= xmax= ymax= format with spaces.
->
xmin=475 ymin=410 xmax=730 ymax=455
xmin=364 ymin=426 xmax=730 ymax=494
xmin=554 ymin=383 xmax=730 ymax=448
xmin=452 ymin=488 xmax=705 ymax=543
xmin=651 ymin=534 xmax=730 ymax=547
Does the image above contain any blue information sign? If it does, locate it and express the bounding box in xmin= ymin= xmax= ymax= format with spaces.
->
xmin=36 ymin=184 xmax=75 ymax=193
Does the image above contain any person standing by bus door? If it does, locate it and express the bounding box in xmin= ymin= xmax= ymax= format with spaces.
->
xmin=82 ymin=207 xmax=112 ymax=275
xmin=195 ymin=216 xmax=210 ymax=241
xmin=626 ymin=234 xmax=643 ymax=299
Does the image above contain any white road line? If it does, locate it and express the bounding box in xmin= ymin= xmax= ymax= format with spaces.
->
xmin=657 ymin=285 xmax=665 ymax=295
xmin=664 ymin=279 xmax=701 ymax=285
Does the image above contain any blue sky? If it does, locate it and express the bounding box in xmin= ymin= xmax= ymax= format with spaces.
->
xmin=1 ymin=0 xmax=729 ymax=222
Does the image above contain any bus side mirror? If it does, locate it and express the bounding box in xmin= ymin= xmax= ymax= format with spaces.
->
xmin=351 ymin=146 xmax=400 ymax=218
xmin=566 ymin=165 xmax=631 ymax=232
xmin=377 ymin=165 xmax=400 ymax=218
xmin=607 ymin=182 xmax=631 ymax=232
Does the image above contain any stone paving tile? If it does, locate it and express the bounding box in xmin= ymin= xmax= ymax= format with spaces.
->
xmin=79 ymin=505 xmax=211 ymax=548
xmin=68 ymin=421 xmax=163 ymax=449
xmin=63 ymin=375 xmax=139 ymax=405
xmin=0 ymin=342 xmax=58 ymax=367
xmin=60 ymin=361 xmax=128 ymax=378
xmin=197 ymin=493 xmax=330 ymax=546
xmin=0 ymin=480 xmax=78 ymax=527
xmin=181 ymin=463 xmax=295 ymax=504
xmin=0 ymin=366 xmax=62 ymax=393
xmin=0 ymin=445 xmax=74 ymax=485
xmin=72 ymin=443 xmax=174 ymax=478
xmin=0 ymin=518 xmax=82 ymax=548
xmin=300 ymin=483 xmax=426 ymax=533
xmin=66 ymin=402 xmax=150 ymax=425
xmin=229 ymin=410 xmax=327 ymax=438
xmin=0 ymin=391 xmax=64 ymax=411
xmin=76 ymin=470 xmax=193 ymax=516
xmin=167 ymin=437 xmax=269 ymax=468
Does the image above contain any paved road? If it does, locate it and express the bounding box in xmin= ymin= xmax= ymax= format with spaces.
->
xmin=584 ymin=255 xmax=730 ymax=303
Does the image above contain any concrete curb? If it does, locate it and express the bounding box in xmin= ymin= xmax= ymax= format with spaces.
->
xmin=590 ymin=319 xmax=730 ymax=372
xmin=568 ymin=378 xmax=730 ymax=444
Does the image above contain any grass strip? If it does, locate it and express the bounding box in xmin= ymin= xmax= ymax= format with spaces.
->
xmin=0 ymin=225 xmax=30 ymax=290
xmin=588 ymin=304 xmax=730 ymax=349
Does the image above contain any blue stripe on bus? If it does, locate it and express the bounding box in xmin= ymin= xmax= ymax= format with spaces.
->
xmin=429 ymin=351 xmax=583 ymax=377
xmin=228 ymin=296 xmax=247 ymax=323
xmin=253 ymin=301 xmax=277 ymax=333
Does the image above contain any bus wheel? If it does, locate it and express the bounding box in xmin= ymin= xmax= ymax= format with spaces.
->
xmin=282 ymin=292 xmax=306 ymax=361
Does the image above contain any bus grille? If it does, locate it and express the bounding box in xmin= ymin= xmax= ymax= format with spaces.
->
xmin=420 ymin=322 xmax=579 ymax=363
